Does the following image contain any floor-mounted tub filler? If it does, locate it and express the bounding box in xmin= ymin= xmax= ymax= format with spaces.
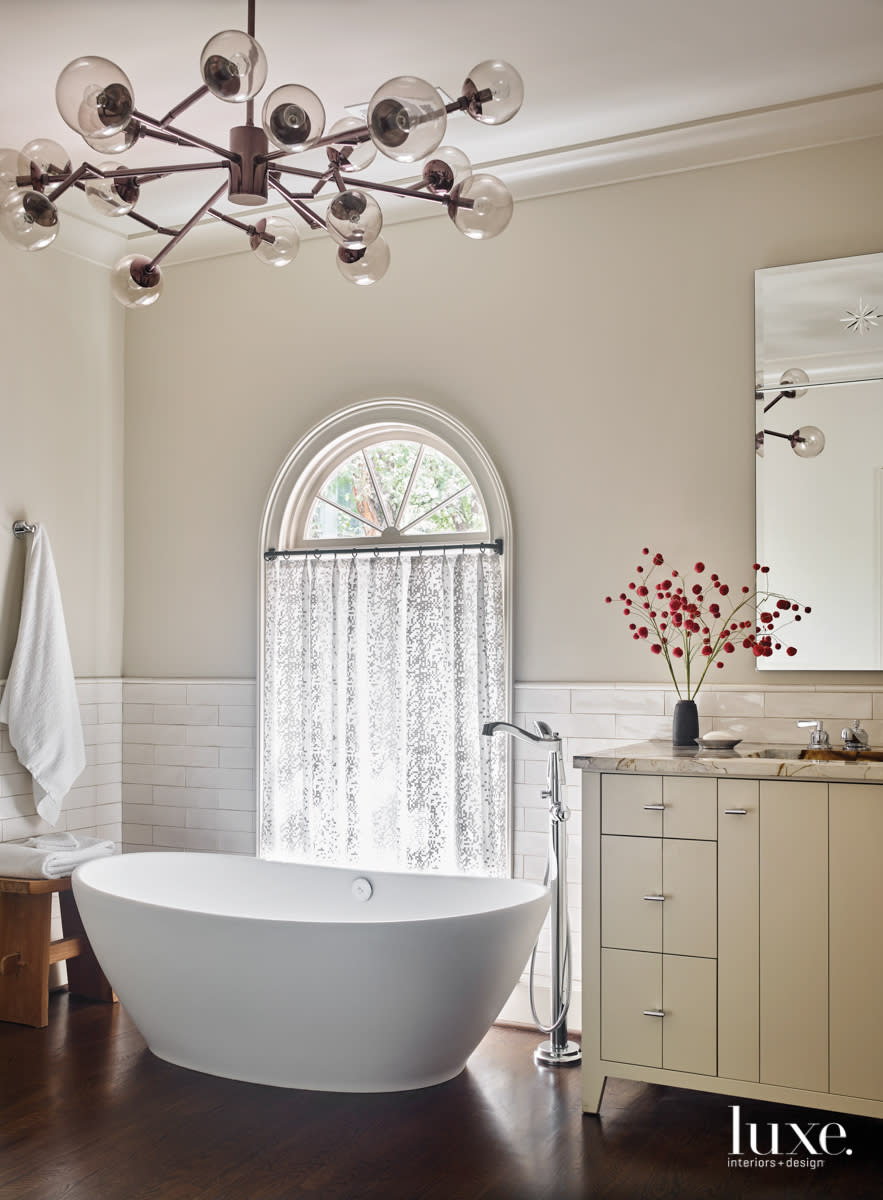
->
xmin=72 ymin=852 xmax=550 ymax=1092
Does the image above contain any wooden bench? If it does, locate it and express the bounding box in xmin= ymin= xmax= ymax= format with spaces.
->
xmin=0 ymin=875 xmax=116 ymax=1027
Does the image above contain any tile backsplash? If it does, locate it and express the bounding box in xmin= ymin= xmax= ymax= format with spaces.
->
xmin=0 ymin=678 xmax=121 ymax=845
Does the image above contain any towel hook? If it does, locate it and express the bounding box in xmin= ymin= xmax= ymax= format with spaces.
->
xmin=12 ymin=521 xmax=36 ymax=539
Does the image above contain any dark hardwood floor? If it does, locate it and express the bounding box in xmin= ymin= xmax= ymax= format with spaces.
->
xmin=1 ymin=993 xmax=882 ymax=1200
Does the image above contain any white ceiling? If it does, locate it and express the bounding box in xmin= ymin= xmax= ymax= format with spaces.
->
xmin=3 ymin=0 xmax=883 ymax=249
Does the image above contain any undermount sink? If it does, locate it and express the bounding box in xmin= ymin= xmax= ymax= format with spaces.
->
xmin=746 ymin=746 xmax=883 ymax=762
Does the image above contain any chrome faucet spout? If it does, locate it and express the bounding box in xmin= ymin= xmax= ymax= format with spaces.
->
xmin=482 ymin=720 xmax=560 ymax=745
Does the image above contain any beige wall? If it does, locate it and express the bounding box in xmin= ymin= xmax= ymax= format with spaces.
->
xmin=123 ymin=136 xmax=883 ymax=684
xmin=0 ymin=242 xmax=124 ymax=678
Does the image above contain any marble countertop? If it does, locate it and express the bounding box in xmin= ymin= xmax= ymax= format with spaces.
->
xmin=573 ymin=741 xmax=883 ymax=782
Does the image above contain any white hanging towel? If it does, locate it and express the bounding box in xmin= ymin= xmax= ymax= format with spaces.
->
xmin=0 ymin=526 xmax=85 ymax=827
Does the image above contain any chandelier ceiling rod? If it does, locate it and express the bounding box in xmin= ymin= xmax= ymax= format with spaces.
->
xmin=0 ymin=0 xmax=524 ymax=302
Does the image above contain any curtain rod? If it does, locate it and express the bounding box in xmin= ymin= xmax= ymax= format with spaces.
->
xmin=264 ymin=538 xmax=503 ymax=561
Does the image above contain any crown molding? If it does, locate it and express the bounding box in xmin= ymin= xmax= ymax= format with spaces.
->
xmin=52 ymin=84 xmax=883 ymax=269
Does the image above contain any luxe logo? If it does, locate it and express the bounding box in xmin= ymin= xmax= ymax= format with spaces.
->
xmin=728 ymin=1105 xmax=853 ymax=1170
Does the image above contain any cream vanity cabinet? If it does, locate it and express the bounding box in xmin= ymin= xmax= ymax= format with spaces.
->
xmin=579 ymin=752 xmax=883 ymax=1120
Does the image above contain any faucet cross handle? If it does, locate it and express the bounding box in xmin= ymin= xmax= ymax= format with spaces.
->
xmin=797 ymin=719 xmax=830 ymax=748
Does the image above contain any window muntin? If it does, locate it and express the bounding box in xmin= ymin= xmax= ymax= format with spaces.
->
xmin=305 ymin=439 xmax=487 ymax=541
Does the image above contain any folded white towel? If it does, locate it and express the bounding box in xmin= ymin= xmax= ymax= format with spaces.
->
xmin=0 ymin=836 xmax=114 ymax=880
xmin=0 ymin=526 xmax=86 ymax=827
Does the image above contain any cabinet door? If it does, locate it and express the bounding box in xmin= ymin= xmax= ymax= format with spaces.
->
xmin=601 ymin=774 xmax=663 ymax=837
xmin=830 ymin=783 xmax=883 ymax=1102
xmin=759 ymin=780 xmax=828 ymax=1093
xmin=601 ymin=836 xmax=662 ymax=952
xmin=662 ymin=838 xmax=716 ymax=958
xmin=662 ymin=954 xmax=716 ymax=1076
xmin=601 ymin=949 xmax=662 ymax=1067
xmin=717 ymin=779 xmax=759 ymax=1083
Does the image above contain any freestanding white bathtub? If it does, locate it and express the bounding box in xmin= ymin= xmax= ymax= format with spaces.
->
xmin=72 ymin=852 xmax=550 ymax=1092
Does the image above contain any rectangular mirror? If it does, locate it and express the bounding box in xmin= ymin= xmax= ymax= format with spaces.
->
xmin=755 ymin=251 xmax=883 ymax=669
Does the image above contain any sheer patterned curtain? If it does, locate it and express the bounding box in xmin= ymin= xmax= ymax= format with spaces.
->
xmin=261 ymin=549 xmax=507 ymax=875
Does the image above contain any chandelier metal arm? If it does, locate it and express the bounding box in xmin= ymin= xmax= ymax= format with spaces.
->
xmin=270 ymin=161 xmax=459 ymax=206
xmin=336 ymin=172 xmax=459 ymax=206
xmin=46 ymin=162 xmax=96 ymax=202
xmin=259 ymin=125 xmax=371 ymax=164
xmin=267 ymin=177 xmax=325 ymax=230
xmin=122 ymin=210 xmax=180 ymax=238
xmin=145 ymin=180 xmax=229 ymax=272
xmin=139 ymin=125 xmax=208 ymax=149
xmin=160 ymin=84 xmax=211 ymax=127
xmin=131 ymin=109 xmax=239 ymax=162
xmin=206 ymin=206 xmax=274 ymax=244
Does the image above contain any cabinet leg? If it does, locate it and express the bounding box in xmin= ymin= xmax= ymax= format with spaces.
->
xmin=582 ymin=1068 xmax=608 ymax=1115
xmin=59 ymin=890 xmax=116 ymax=1004
xmin=0 ymin=892 xmax=52 ymax=1026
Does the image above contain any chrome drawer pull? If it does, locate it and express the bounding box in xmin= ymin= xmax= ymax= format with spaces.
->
xmin=724 ymin=809 xmax=748 ymax=815
xmin=642 ymin=894 xmax=665 ymax=902
xmin=643 ymin=804 xmax=665 ymax=811
xmin=642 ymin=1009 xmax=665 ymax=1018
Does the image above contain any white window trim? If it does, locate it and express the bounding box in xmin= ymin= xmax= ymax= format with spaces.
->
xmin=257 ymin=397 xmax=515 ymax=871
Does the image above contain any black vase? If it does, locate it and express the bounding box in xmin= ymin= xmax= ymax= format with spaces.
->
xmin=672 ymin=699 xmax=699 ymax=747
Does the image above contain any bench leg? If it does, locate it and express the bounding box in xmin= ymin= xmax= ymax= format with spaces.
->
xmin=0 ymin=891 xmax=52 ymax=1027
xmin=59 ymin=890 xmax=116 ymax=1004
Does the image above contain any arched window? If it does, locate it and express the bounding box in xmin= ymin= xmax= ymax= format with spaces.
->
xmin=259 ymin=399 xmax=512 ymax=876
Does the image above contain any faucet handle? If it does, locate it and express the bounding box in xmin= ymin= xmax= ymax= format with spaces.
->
xmin=797 ymin=719 xmax=830 ymax=748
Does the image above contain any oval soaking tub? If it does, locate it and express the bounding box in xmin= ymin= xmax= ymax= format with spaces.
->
xmin=72 ymin=852 xmax=551 ymax=1092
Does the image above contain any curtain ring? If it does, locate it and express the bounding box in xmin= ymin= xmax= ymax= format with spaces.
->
xmin=351 ymin=548 xmax=357 ymax=559
xmin=374 ymin=548 xmax=380 ymax=557
xmin=313 ymin=549 xmax=321 ymax=559
xmin=479 ymin=545 xmax=486 ymax=555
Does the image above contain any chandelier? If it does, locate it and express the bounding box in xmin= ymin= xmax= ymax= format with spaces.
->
xmin=0 ymin=0 xmax=522 ymax=305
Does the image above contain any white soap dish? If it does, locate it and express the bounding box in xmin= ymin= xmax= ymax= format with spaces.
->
xmin=695 ymin=733 xmax=742 ymax=750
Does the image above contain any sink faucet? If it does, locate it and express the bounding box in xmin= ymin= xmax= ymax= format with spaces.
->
xmin=841 ymin=720 xmax=869 ymax=750
xmin=797 ymin=719 xmax=830 ymax=749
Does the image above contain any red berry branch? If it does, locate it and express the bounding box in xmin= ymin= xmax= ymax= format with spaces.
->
xmin=604 ymin=550 xmax=811 ymax=700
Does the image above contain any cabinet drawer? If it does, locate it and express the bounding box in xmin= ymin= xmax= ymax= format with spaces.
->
xmin=662 ymin=776 xmax=717 ymax=840
xmin=601 ymin=773 xmax=717 ymax=840
xmin=601 ymin=949 xmax=716 ymax=1075
xmin=601 ymin=836 xmax=662 ymax=952
xmin=601 ymin=949 xmax=662 ymax=1067
xmin=601 ymin=835 xmax=716 ymax=957
xmin=601 ymin=775 xmax=663 ymax=837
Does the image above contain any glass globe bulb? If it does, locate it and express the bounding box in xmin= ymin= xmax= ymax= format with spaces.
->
xmin=462 ymin=60 xmax=523 ymax=125
xmin=422 ymin=145 xmax=472 ymax=194
xmin=336 ymin=237 xmax=390 ymax=286
xmin=85 ymin=163 xmax=139 ymax=216
xmin=261 ymin=85 xmax=325 ymax=152
xmin=0 ymin=147 xmax=24 ymax=196
xmin=0 ymin=189 xmax=59 ymax=251
xmin=326 ymin=190 xmax=383 ymax=249
xmin=19 ymin=139 xmax=71 ymax=188
xmin=790 ymin=426 xmax=825 ymax=458
xmin=249 ymin=215 xmax=299 ymax=266
xmin=367 ymin=76 xmax=446 ymax=163
xmin=201 ymin=30 xmax=267 ymax=102
xmin=56 ymin=57 xmax=134 ymax=137
xmin=83 ymin=120 xmax=139 ymax=155
xmin=449 ymin=173 xmax=513 ymax=239
xmin=110 ymin=254 xmax=163 ymax=308
xmin=780 ymin=367 xmax=809 ymax=398
xmin=325 ymin=118 xmax=377 ymax=172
